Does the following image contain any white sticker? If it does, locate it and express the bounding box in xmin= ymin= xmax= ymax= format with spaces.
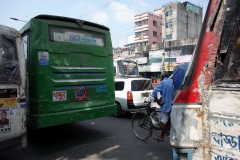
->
xmin=53 ymin=91 xmax=67 ymax=101
xmin=38 ymin=52 xmax=49 ymax=66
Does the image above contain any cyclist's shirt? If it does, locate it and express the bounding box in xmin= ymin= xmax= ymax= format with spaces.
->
xmin=152 ymin=78 xmax=174 ymax=113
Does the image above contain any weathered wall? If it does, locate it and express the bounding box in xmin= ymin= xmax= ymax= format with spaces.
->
xmin=170 ymin=104 xmax=203 ymax=148
xmin=162 ymin=2 xmax=178 ymax=40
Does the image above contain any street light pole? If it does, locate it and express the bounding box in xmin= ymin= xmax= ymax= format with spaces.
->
xmin=10 ymin=17 xmax=27 ymax=22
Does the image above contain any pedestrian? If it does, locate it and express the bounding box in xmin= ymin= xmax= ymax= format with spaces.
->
xmin=152 ymin=71 xmax=174 ymax=142
xmin=151 ymin=76 xmax=154 ymax=83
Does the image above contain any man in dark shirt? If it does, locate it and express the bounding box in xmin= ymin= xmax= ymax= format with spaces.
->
xmin=152 ymin=71 xmax=174 ymax=142
xmin=0 ymin=111 xmax=9 ymax=126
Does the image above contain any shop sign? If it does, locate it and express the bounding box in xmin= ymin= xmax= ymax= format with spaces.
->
xmin=137 ymin=57 xmax=147 ymax=64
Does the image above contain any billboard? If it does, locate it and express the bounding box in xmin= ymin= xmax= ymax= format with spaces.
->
xmin=149 ymin=50 xmax=165 ymax=63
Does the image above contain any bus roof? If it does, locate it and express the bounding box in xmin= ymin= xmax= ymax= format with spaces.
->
xmin=20 ymin=14 xmax=110 ymax=34
xmin=0 ymin=24 xmax=19 ymax=37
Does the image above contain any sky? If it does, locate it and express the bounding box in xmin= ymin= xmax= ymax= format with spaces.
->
xmin=1 ymin=0 xmax=209 ymax=48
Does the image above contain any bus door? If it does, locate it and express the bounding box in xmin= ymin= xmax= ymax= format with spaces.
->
xmin=170 ymin=0 xmax=240 ymax=159
xmin=0 ymin=24 xmax=27 ymax=153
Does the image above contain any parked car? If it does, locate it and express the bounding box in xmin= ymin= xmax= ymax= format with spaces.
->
xmin=114 ymin=77 xmax=158 ymax=117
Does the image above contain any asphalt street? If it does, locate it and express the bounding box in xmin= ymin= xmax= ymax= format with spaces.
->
xmin=0 ymin=114 xmax=172 ymax=160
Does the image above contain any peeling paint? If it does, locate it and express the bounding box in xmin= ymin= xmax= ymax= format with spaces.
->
xmin=170 ymin=104 xmax=203 ymax=148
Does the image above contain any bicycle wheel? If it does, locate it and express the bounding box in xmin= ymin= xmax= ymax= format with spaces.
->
xmin=150 ymin=111 xmax=162 ymax=130
xmin=132 ymin=111 xmax=153 ymax=140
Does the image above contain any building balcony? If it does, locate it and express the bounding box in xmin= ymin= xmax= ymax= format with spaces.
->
xmin=134 ymin=35 xmax=149 ymax=42
xmin=134 ymin=25 xmax=149 ymax=32
xmin=140 ymin=24 xmax=149 ymax=30
xmin=134 ymin=26 xmax=141 ymax=30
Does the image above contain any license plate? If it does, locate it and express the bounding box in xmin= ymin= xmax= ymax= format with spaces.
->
xmin=142 ymin=93 xmax=149 ymax=97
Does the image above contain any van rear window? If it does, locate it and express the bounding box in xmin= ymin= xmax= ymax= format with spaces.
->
xmin=131 ymin=80 xmax=153 ymax=91
xmin=49 ymin=27 xmax=105 ymax=47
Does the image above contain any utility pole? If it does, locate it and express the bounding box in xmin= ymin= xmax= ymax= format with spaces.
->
xmin=168 ymin=41 xmax=171 ymax=73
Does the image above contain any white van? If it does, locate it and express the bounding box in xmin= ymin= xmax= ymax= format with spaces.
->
xmin=114 ymin=77 xmax=158 ymax=117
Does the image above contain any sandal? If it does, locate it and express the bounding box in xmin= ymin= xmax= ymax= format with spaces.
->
xmin=165 ymin=131 xmax=170 ymax=136
xmin=153 ymin=136 xmax=164 ymax=142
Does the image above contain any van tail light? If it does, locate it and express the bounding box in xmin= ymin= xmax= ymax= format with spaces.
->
xmin=127 ymin=91 xmax=133 ymax=103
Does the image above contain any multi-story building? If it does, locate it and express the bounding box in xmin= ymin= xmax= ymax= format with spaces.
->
xmin=161 ymin=1 xmax=202 ymax=41
xmin=134 ymin=9 xmax=162 ymax=46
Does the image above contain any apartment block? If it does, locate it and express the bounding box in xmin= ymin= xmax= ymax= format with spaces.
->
xmin=161 ymin=1 xmax=202 ymax=41
xmin=134 ymin=10 xmax=162 ymax=46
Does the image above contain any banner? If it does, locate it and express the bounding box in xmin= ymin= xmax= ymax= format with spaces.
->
xmin=137 ymin=57 xmax=147 ymax=64
xmin=176 ymin=55 xmax=192 ymax=63
xmin=164 ymin=63 xmax=178 ymax=72
xmin=139 ymin=63 xmax=163 ymax=72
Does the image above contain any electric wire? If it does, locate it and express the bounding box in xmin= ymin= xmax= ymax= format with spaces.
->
xmin=78 ymin=0 xmax=119 ymax=18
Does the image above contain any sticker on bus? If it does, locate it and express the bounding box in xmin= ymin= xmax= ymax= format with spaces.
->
xmin=0 ymin=98 xmax=17 ymax=108
xmin=38 ymin=51 xmax=49 ymax=66
xmin=53 ymin=91 xmax=67 ymax=101
xmin=96 ymin=86 xmax=107 ymax=93
xmin=0 ymin=89 xmax=17 ymax=98
xmin=0 ymin=108 xmax=11 ymax=133
xmin=75 ymin=88 xmax=88 ymax=101
xmin=0 ymin=89 xmax=17 ymax=108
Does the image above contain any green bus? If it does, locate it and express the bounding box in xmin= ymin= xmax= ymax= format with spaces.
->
xmin=19 ymin=15 xmax=116 ymax=129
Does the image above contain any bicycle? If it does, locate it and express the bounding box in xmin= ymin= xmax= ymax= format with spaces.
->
xmin=131 ymin=96 xmax=161 ymax=140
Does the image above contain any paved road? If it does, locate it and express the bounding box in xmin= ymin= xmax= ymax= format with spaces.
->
xmin=0 ymin=114 xmax=172 ymax=160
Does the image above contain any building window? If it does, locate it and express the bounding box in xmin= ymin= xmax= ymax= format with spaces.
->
xmin=153 ymin=31 xmax=157 ymax=37
xmin=135 ymin=19 xmax=148 ymax=26
xmin=135 ymin=21 xmax=142 ymax=26
xmin=153 ymin=21 xmax=157 ymax=26
xmin=143 ymin=41 xmax=148 ymax=45
xmin=166 ymin=34 xmax=172 ymax=40
xmin=142 ymin=19 xmax=148 ymax=25
xmin=166 ymin=22 xmax=173 ymax=28
xmin=142 ymin=30 xmax=148 ymax=36
xmin=165 ymin=10 xmax=172 ymax=16
xmin=135 ymin=32 xmax=141 ymax=38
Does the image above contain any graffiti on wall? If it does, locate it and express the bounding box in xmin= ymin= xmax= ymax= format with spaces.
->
xmin=211 ymin=118 xmax=240 ymax=155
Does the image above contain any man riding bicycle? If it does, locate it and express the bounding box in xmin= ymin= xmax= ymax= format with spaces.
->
xmin=152 ymin=71 xmax=175 ymax=142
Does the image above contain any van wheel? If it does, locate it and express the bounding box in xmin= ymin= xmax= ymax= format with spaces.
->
xmin=114 ymin=102 xmax=122 ymax=118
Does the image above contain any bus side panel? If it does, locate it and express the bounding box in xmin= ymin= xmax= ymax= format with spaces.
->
xmin=208 ymin=91 xmax=240 ymax=159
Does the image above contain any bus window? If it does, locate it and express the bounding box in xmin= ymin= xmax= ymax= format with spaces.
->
xmin=0 ymin=34 xmax=21 ymax=84
xmin=223 ymin=25 xmax=240 ymax=80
